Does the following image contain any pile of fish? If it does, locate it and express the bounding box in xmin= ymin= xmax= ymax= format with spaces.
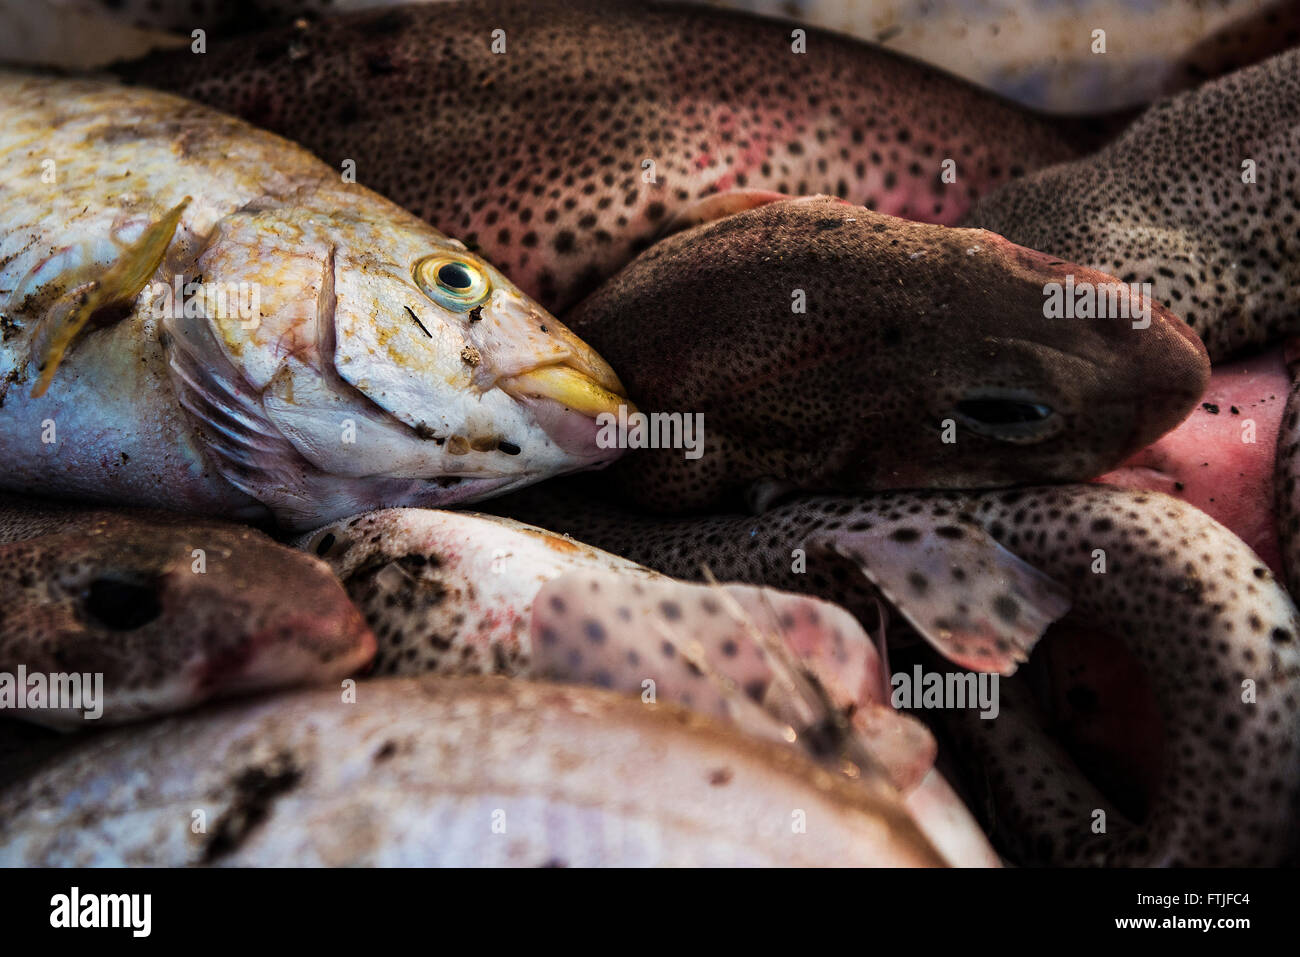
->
xmin=0 ymin=0 xmax=1297 ymax=868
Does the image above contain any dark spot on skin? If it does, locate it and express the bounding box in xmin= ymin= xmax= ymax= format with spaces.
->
xmin=1202 ymin=402 xmax=1220 ymax=414
xmin=314 ymin=533 xmax=336 ymax=556
xmin=201 ymin=754 xmax=302 ymax=863
xmin=890 ymin=528 xmax=920 ymax=543
xmin=708 ymin=768 xmax=734 ymax=786
xmin=744 ymin=679 xmax=767 ymax=702
xmin=497 ymin=440 xmax=521 ymax=455
xmin=373 ymin=740 xmax=397 ymax=762
xmin=468 ymin=305 xmax=483 ymax=323
xmin=993 ymin=594 xmax=1019 ymax=624
xmin=583 ymin=618 xmax=607 ymax=644
xmin=720 ymin=639 xmax=738 ymax=657
xmin=659 ymin=600 xmax=682 ymax=621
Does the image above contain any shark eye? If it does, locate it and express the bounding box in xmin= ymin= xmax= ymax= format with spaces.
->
xmin=415 ymin=255 xmax=491 ymax=311
xmin=83 ymin=577 xmax=163 ymax=631
xmin=951 ymin=396 xmax=1062 ymax=443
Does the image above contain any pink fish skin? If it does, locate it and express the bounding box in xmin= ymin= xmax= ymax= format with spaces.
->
xmin=115 ymin=0 xmax=1084 ymax=311
xmin=1097 ymin=347 xmax=1286 ymax=575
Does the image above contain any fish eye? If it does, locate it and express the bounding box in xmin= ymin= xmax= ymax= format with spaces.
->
xmin=951 ymin=396 xmax=1061 ymax=443
xmin=82 ymin=577 xmax=163 ymax=631
xmin=414 ymin=255 xmax=491 ymax=311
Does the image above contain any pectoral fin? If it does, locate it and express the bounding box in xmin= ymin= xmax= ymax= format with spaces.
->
xmin=29 ymin=198 xmax=189 ymax=398
xmin=529 ymin=570 xmax=935 ymax=790
xmin=813 ymin=516 xmax=1071 ymax=675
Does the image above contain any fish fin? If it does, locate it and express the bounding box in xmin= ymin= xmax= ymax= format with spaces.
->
xmin=656 ymin=188 xmax=792 ymax=238
xmin=29 ymin=198 xmax=189 ymax=398
xmin=813 ymin=517 xmax=1071 ymax=675
xmin=529 ymin=569 xmax=934 ymax=790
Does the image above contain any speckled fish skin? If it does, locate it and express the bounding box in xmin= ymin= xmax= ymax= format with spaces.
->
xmin=73 ymin=0 xmax=1298 ymax=111
xmin=0 ymin=676 xmax=947 ymax=866
xmin=966 ymin=49 xmax=1300 ymax=597
xmin=494 ymin=483 xmax=1300 ymax=865
xmin=0 ymin=495 xmax=374 ymax=728
xmin=563 ymin=195 xmax=1210 ymax=512
xmin=0 ymin=70 xmax=627 ymax=531
xmin=295 ymin=508 xmax=925 ymax=783
xmin=294 ymin=506 xmax=1000 ymax=865
xmin=115 ymin=0 xmax=1085 ymax=312
xmin=967 ymin=48 xmax=1300 ymax=364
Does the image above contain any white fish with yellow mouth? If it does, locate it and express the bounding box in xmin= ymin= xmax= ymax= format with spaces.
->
xmin=0 ymin=71 xmax=627 ymax=530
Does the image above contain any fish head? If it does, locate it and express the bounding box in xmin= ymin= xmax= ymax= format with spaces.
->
xmin=564 ymin=196 xmax=1209 ymax=507
xmin=0 ymin=512 xmax=374 ymax=726
xmin=168 ymin=198 xmax=630 ymax=525
xmin=896 ymin=224 xmax=1211 ymax=487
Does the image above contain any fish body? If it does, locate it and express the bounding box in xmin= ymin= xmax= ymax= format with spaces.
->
xmin=494 ymin=483 xmax=1300 ymax=865
xmin=116 ymin=0 xmax=1084 ymax=311
xmin=699 ymin=0 xmax=1294 ymax=112
xmin=561 ymin=196 xmax=1209 ymax=511
xmin=967 ymin=48 xmax=1300 ymax=364
xmin=0 ymin=495 xmax=374 ymax=728
xmin=295 ymin=506 xmax=999 ymax=865
xmin=0 ymin=71 xmax=626 ymax=530
xmin=968 ymin=48 xmax=1300 ymax=593
xmin=0 ymin=676 xmax=946 ymax=866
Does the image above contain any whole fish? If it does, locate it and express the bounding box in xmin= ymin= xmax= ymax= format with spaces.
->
xmin=495 ymin=483 xmax=1300 ymax=865
xmin=116 ymin=0 xmax=1089 ymax=311
xmin=0 ymin=71 xmax=627 ymax=530
xmin=293 ymin=506 xmax=1000 ymax=865
xmin=561 ymin=195 xmax=1210 ymax=512
xmin=0 ymin=676 xmax=947 ymax=866
xmin=0 ymin=495 xmax=374 ymax=728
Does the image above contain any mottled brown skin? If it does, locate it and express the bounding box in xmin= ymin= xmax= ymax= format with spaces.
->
xmin=562 ymin=197 xmax=1209 ymax=511
xmin=494 ymin=481 xmax=1300 ymax=865
xmin=116 ymin=0 xmax=1082 ymax=312
xmin=0 ymin=496 xmax=374 ymax=725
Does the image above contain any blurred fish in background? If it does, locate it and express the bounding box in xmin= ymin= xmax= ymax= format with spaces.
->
xmin=7 ymin=0 xmax=1297 ymax=111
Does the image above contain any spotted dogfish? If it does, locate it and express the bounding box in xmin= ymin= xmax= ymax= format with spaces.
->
xmin=293 ymin=507 xmax=1000 ymax=866
xmin=494 ymin=482 xmax=1300 ymax=865
xmin=560 ymin=195 xmax=1209 ymax=512
xmin=116 ymin=0 xmax=1091 ymax=312
xmin=0 ymin=495 xmax=374 ymax=728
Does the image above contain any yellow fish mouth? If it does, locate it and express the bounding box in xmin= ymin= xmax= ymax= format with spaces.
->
xmin=501 ymin=362 xmax=635 ymax=420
